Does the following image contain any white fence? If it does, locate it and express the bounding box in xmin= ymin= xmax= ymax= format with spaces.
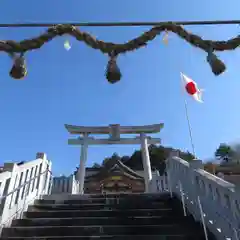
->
xmin=153 ymin=152 xmax=240 ymax=240
xmin=0 ymin=152 xmax=52 ymax=231
xmin=150 ymin=171 xmax=168 ymax=193
xmin=52 ymin=175 xmax=78 ymax=194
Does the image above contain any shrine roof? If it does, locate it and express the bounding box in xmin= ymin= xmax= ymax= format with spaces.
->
xmin=86 ymin=165 xmax=144 ymax=171
xmin=65 ymin=123 xmax=164 ymax=135
xmin=85 ymin=158 xmax=144 ymax=181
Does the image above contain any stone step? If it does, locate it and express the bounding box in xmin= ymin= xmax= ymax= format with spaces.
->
xmin=62 ymin=198 xmax=169 ymax=205
xmin=12 ymin=216 xmax=194 ymax=227
xmin=29 ymin=202 xmax=166 ymax=211
xmin=24 ymin=208 xmax=175 ymax=218
xmin=40 ymin=192 xmax=173 ymax=202
xmin=2 ymin=224 xmax=204 ymax=237
xmin=92 ymin=193 xmax=172 ymax=199
xmin=0 ymin=234 xmax=207 ymax=240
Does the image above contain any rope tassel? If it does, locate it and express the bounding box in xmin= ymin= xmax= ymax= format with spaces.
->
xmin=9 ymin=54 xmax=27 ymax=79
xmin=207 ymin=50 xmax=226 ymax=76
xmin=105 ymin=52 xmax=121 ymax=84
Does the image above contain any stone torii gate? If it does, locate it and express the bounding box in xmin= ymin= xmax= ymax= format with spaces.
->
xmin=65 ymin=123 xmax=164 ymax=194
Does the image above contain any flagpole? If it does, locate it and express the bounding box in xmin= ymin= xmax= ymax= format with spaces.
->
xmin=180 ymin=73 xmax=197 ymax=158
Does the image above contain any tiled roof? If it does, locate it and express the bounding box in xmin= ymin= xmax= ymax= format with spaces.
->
xmin=85 ymin=159 xmax=143 ymax=181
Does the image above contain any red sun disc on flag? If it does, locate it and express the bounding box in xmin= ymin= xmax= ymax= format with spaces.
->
xmin=185 ymin=82 xmax=197 ymax=95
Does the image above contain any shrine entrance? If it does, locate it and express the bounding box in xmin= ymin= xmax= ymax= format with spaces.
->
xmin=65 ymin=123 xmax=163 ymax=194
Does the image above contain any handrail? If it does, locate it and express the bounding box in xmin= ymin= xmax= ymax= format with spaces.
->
xmin=166 ymin=156 xmax=240 ymax=240
xmin=0 ymin=168 xmax=52 ymax=201
xmin=0 ymin=165 xmax=52 ymax=231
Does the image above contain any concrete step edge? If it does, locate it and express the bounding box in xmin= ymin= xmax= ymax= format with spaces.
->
xmin=0 ymin=233 xmax=197 ymax=239
xmin=15 ymin=216 xmax=183 ymax=221
xmin=25 ymin=208 xmax=172 ymax=213
xmin=32 ymin=202 xmax=165 ymax=207
xmin=5 ymin=224 xmax=181 ymax=229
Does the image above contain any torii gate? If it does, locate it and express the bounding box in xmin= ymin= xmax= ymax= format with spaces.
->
xmin=65 ymin=123 xmax=164 ymax=194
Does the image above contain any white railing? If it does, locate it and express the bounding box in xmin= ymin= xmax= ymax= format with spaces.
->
xmin=150 ymin=171 xmax=168 ymax=193
xmin=0 ymin=152 xmax=52 ymax=232
xmin=51 ymin=174 xmax=78 ymax=194
xmin=156 ymin=151 xmax=240 ymax=240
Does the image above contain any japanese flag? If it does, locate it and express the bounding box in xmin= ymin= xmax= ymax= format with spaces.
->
xmin=180 ymin=72 xmax=204 ymax=103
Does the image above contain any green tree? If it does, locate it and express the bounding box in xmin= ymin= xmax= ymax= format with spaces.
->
xmin=125 ymin=150 xmax=143 ymax=169
xmin=179 ymin=150 xmax=195 ymax=162
xmin=88 ymin=145 xmax=195 ymax=175
xmin=120 ymin=155 xmax=131 ymax=164
xmin=92 ymin=163 xmax=101 ymax=168
xmin=102 ymin=153 xmax=121 ymax=168
xmin=215 ymin=143 xmax=234 ymax=163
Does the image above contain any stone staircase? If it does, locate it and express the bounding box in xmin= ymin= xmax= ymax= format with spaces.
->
xmin=1 ymin=192 xmax=216 ymax=240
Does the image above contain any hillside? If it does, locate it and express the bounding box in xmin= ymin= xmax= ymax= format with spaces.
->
xmin=88 ymin=144 xmax=195 ymax=175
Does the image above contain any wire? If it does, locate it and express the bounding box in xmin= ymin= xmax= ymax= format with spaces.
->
xmin=0 ymin=20 xmax=239 ymax=28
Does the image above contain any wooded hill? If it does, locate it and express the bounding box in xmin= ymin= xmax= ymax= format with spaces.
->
xmin=90 ymin=144 xmax=195 ymax=175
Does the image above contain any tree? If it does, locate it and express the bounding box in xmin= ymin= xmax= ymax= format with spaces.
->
xmin=92 ymin=163 xmax=101 ymax=168
xmin=230 ymin=143 xmax=240 ymax=164
xmin=102 ymin=153 xmax=121 ymax=168
xmin=90 ymin=144 xmax=194 ymax=176
xmin=215 ymin=143 xmax=235 ymax=163
xmin=120 ymin=156 xmax=130 ymax=163
xmin=179 ymin=151 xmax=195 ymax=162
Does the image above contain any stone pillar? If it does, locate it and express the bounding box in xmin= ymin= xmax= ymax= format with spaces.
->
xmin=36 ymin=152 xmax=47 ymax=161
xmin=77 ymin=134 xmax=88 ymax=194
xmin=140 ymin=133 xmax=152 ymax=193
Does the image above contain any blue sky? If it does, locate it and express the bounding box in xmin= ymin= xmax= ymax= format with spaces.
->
xmin=0 ymin=0 xmax=239 ymax=176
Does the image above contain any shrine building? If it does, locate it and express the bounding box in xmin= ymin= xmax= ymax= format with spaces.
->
xmin=83 ymin=158 xmax=145 ymax=194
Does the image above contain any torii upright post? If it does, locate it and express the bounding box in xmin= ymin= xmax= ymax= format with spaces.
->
xmin=140 ymin=133 xmax=152 ymax=192
xmin=78 ymin=133 xmax=88 ymax=194
xmin=65 ymin=123 xmax=164 ymax=194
